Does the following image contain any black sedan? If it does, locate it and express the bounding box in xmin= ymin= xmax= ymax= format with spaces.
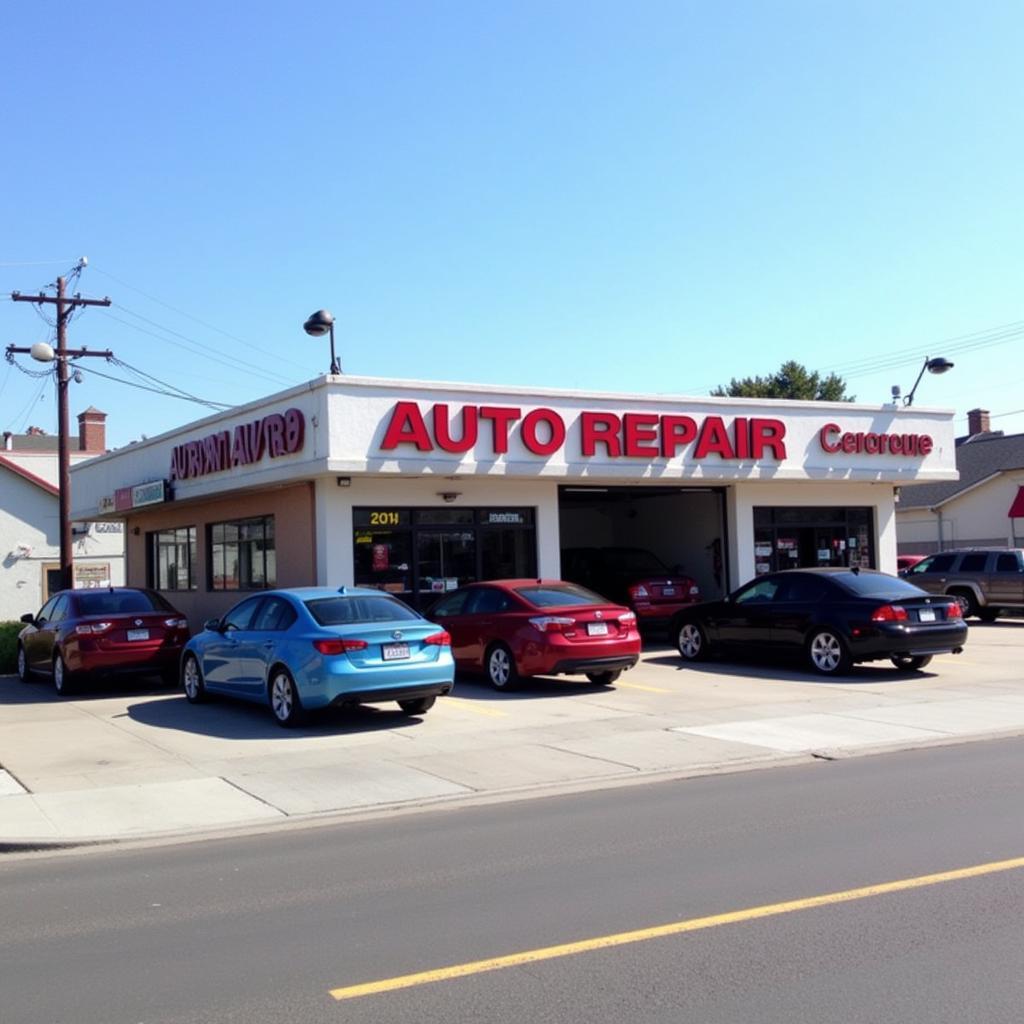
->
xmin=670 ymin=568 xmax=967 ymax=676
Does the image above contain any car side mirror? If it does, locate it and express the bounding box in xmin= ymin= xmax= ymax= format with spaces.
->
xmin=20 ymin=612 xmax=35 ymax=624
xmin=203 ymin=618 xmax=222 ymax=633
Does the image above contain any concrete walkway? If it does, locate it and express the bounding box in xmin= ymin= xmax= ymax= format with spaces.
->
xmin=2 ymin=621 xmax=1023 ymax=848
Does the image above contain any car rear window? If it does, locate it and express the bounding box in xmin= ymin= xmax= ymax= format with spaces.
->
xmin=515 ymin=583 xmax=607 ymax=608
xmin=831 ymin=573 xmax=927 ymax=599
xmin=75 ymin=590 xmax=170 ymax=615
xmin=305 ymin=594 xmax=421 ymax=625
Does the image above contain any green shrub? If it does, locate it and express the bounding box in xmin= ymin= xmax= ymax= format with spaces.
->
xmin=0 ymin=621 xmax=24 ymax=674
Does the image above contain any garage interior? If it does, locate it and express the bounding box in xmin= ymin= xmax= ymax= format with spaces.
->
xmin=557 ymin=486 xmax=729 ymax=600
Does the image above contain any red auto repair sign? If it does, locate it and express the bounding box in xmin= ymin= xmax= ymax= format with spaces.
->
xmin=378 ymin=402 xmax=935 ymax=462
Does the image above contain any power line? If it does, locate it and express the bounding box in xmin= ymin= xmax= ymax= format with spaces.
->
xmin=72 ymin=362 xmax=232 ymax=410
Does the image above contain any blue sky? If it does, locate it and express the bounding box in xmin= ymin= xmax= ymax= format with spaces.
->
xmin=2 ymin=1 xmax=1021 ymax=448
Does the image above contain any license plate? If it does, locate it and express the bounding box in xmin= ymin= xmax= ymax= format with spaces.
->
xmin=126 ymin=629 xmax=149 ymax=641
xmin=587 ymin=622 xmax=609 ymax=637
xmin=382 ymin=642 xmax=410 ymax=661
xmin=918 ymin=608 xmax=936 ymax=622
xmin=662 ymin=587 xmax=676 ymax=596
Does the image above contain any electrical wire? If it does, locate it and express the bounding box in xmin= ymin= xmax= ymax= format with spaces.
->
xmin=7 ymin=376 xmax=51 ymax=434
xmin=108 ymin=356 xmax=232 ymax=409
xmin=71 ymin=362 xmax=232 ymax=410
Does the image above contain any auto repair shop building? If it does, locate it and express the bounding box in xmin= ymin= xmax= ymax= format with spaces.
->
xmin=70 ymin=375 xmax=958 ymax=627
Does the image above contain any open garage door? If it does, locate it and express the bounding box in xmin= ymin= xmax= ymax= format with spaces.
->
xmin=558 ymin=486 xmax=728 ymax=627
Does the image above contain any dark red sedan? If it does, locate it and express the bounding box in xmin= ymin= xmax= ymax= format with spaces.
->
xmin=16 ymin=587 xmax=190 ymax=696
xmin=428 ymin=579 xmax=641 ymax=690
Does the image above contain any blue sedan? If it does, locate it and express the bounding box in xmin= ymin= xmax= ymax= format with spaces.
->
xmin=180 ymin=587 xmax=455 ymax=726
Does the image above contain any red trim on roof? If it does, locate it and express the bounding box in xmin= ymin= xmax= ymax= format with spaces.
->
xmin=0 ymin=454 xmax=59 ymax=496
xmin=1009 ymin=486 xmax=1024 ymax=518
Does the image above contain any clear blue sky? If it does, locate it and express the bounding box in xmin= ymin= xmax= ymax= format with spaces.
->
xmin=3 ymin=1 xmax=1021 ymax=449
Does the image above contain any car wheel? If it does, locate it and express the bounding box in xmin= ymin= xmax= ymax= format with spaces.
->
xmin=676 ymin=621 xmax=709 ymax=661
xmin=182 ymin=655 xmax=208 ymax=704
xmin=16 ymin=644 xmax=33 ymax=682
xmin=806 ymin=629 xmax=852 ymax=675
xmin=977 ymin=608 xmax=999 ymax=623
xmin=486 ymin=643 xmax=519 ymax=691
xmin=53 ymin=652 xmax=77 ymax=697
xmin=891 ymin=654 xmax=932 ymax=671
xmin=949 ymin=589 xmax=978 ymax=618
xmin=398 ymin=696 xmax=436 ymax=715
xmin=269 ymin=667 xmax=305 ymax=727
xmin=585 ymin=670 xmax=621 ymax=686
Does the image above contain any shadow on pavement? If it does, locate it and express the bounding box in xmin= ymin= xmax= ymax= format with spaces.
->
xmin=449 ymin=671 xmax=614 ymax=700
xmin=126 ymin=693 xmax=424 ymax=739
xmin=0 ymin=673 xmax=173 ymax=705
xmin=642 ymin=653 xmax=939 ymax=685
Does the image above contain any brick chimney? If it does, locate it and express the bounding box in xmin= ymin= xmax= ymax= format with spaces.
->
xmin=77 ymin=407 xmax=107 ymax=452
xmin=967 ymin=408 xmax=991 ymax=436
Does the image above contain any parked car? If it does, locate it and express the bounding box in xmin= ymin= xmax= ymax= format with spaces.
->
xmin=428 ymin=578 xmax=641 ymax=689
xmin=180 ymin=586 xmax=454 ymax=726
xmin=17 ymin=587 xmax=190 ymax=695
xmin=897 ymin=554 xmax=927 ymax=574
xmin=670 ymin=568 xmax=966 ymax=676
xmin=901 ymin=548 xmax=1024 ymax=620
xmin=561 ymin=546 xmax=701 ymax=627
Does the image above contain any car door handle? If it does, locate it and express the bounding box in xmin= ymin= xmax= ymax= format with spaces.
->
xmin=262 ymin=641 xmax=275 ymax=649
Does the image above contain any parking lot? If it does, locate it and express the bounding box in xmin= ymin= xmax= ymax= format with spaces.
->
xmin=2 ymin=619 xmax=1023 ymax=846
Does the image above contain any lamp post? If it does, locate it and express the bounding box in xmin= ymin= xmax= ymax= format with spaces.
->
xmin=303 ymin=309 xmax=340 ymax=375
xmin=902 ymin=356 xmax=954 ymax=407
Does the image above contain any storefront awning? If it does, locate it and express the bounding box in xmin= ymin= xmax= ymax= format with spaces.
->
xmin=1009 ymin=486 xmax=1024 ymax=518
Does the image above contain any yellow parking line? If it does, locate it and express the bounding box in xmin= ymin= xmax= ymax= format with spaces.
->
xmin=616 ymin=681 xmax=671 ymax=694
xmin=329 ymin=855 xmax=1024 ymax=1001
xmin=444 ymin=698 xmax=508 ymax=718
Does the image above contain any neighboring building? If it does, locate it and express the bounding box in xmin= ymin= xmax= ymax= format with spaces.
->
xmin=0 ymin=409 xmax=125 ymax=620
xmin=69 ymin=375 xmax=957 ymax=630
xmin=896 ymin=408 xmax=1024 ymax=554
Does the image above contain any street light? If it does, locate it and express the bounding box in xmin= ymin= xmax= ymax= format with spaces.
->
xmin=901 ymin=356 xmax=954 ymax=406
xmin=303 ymin=309 xmax=340 ymax=375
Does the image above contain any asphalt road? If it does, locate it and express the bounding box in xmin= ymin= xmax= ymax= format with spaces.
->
xmin=2 ymin=738 xmax=1023 ymax=1024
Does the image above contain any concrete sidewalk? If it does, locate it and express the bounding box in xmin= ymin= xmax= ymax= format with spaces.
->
xmin=2 ymin=621 xmax=1023 ymax=848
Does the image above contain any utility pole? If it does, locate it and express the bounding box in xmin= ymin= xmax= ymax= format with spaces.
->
xmin=8 ymin=271 xmax=112 ymax=592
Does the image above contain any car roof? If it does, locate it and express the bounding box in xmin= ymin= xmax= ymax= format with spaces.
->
xmin=260 ymin=586 xmax=408 ymax=601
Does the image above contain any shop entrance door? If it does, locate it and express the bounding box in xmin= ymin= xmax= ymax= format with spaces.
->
xmin=415 ymin=530 xmax=477 ymax=603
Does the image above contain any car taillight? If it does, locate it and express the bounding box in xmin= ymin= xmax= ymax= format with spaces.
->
xmin=164 ymin=617 xmax=189 ymax=630
xmin=424 ymin=631 xmax=451 ymax=646
xmin=688 ymin=585 xmax=700 ymax=596
xmin=629 ymin=585 xmax=650 ymax=599
xmin=871 ymin=604 xmax=909 ymax=622
xmin=529 ymin=616 xmax=576 ymax=633
xmin=313 ymin=638 xmax=368 ymax=655
xmin=618 ymin=611 xmax=637 ymax=626
xmin=75 ymin=621 xmax=113 ymax=635
xmin=945 ymin=602 xmax=963 ymax=619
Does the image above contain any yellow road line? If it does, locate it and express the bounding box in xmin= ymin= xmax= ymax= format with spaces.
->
xmin=444 ymin=697 xmax=508 ymax=718
xmin=616 ymin=681 xmax=671 ymax=694
xmin=330 ymin=855 xmax=1024 ymax=1001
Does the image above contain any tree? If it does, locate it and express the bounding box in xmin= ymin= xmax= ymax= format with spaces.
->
xmin=711 ymin=360 xmax=854 ymax=402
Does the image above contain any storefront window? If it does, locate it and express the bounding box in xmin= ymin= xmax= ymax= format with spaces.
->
xmin=148 ymin=527 xmax=197 ymax=591
xmin=753 ymin=507 xmax=875 ymax=575
xmin=209 ymin=516 xmax=276 ymax=591
xmin=353 ymin=507 xmax=536 ymax=608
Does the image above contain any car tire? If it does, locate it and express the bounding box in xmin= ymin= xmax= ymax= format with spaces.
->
xmin=977 ymin=608 xmax=999 ymax=623
xmin=949 ymin=589 xmax=979 ymax=619
xmin=398 ymin=696 xmax=436 ymax=715
xmin=586 ymin=670 xmax=621 ymax=686
xmin=269 ymin=667 xmax=305 ymax=727
xmin=485 ymin=643 xmax=519 ymax=691
xmin=806 ymin=629 xmax=852 ymax=676
xmin=16 ymin=643 xmax=33 ymax=683
xmin=53 ymin=652 xmax=77 ymax=697
xmin=676 ymin=620 xmax=709 ymax=661
xmin=182 ymin=654 xmax=208 ymax=704
xmin=891 ymin=654 xmax=933 ymax=671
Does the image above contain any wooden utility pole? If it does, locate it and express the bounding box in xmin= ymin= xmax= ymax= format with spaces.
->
xmin=8 ymin=275 xmax=112 ymax=592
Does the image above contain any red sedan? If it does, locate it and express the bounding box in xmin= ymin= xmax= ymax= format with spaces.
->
xmin=428 ymin=579 xmax=641 ymax=690
xmin=17 ymin=587 xmax=190 ymax=696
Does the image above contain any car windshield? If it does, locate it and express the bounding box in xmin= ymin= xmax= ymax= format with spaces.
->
xmin=602 ymin=548 xmax=668 ymax=573
xmin=831 ymin=573 xmax=927 ymax=599
xmin=515 ymin=583 xmax=608 ymax=608
xmin=305 ymin=594 xmax=421 ymax=625
xmin=75 ymin=590 xmax=170 ymax=615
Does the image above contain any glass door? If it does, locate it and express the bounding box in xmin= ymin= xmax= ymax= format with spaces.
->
xmin=416 ymin=530 xmax=477 ymax=601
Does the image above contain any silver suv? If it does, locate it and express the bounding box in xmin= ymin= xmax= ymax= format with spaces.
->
xmin=903 ymin=548 xmax=1024 ymax=621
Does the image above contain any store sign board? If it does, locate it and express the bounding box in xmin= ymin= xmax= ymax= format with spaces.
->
xmin=75 ymin=562 xmax=111 ymax=588
xmin=169 ymin=407 xmax=305 ymax=481
xmin=132 ymin=480 xmax=167 ymax=508
xmin=818 ymin=423 xmax=933 ymax=457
